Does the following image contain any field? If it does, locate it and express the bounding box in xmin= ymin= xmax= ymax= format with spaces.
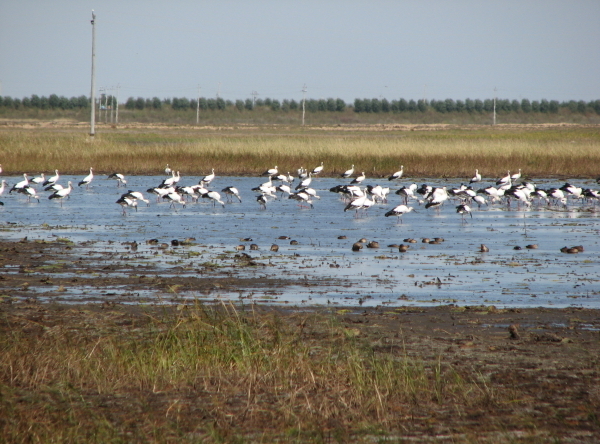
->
xmin=1 ymin=121 xmax=600 ymax=442
xmin=1 ymin=120 xmax=600 ymax=179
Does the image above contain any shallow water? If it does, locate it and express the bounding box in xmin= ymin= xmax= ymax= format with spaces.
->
xmin=1 ymin=174 xmax=599 ymax=308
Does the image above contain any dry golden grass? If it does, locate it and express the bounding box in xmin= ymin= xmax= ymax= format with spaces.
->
xmin=1 ymin=123 xmax=599 ymax=178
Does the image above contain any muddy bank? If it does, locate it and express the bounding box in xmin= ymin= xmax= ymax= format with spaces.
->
xmin=1 ymin=237 xmax=600 ymax=441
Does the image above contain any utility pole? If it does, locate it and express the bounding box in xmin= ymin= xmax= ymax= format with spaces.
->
xmin=89 ymin=10 xmax=96 ymax=138
xmin=110 ymin=86 xmax=114 ymax=123
xmin=251 ymin=91 xmax=258 ymax=108
xmin=104 ymin=89 xmax=109 ymax=123
xmin=217 ymin=82 xmax=221 ymax=99
xmin=493 ymin=87 xmax=497 ymax=126
xmin=115 ymin=84 xmax=120 ymax=124
xmin=196 ymin=85 xmax=201 ymax=125
xmin=302 ymin=84 xmax=307 ymax=126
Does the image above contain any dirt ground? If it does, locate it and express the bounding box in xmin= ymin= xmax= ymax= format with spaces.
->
xmin=1 ymin=238 xmax=600 ymax=442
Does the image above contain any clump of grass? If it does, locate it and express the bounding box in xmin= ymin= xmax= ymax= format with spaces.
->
xmin=0 ymin=302 xmax=497 ymax=442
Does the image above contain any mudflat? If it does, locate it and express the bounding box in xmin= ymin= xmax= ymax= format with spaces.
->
xmin=1 ymin=238 xmax=599 ymax=442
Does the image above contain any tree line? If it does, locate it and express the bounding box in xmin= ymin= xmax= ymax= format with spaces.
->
xmin=1 ymin=93 xmax=599 ymax=115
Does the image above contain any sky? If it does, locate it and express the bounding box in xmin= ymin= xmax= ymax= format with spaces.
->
xmin=1 ymin=0 xmax=599 ymax=104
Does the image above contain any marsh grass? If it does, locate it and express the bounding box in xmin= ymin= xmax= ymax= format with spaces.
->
xmin=1 ymin=124 xmax=599 ymax=178
xmin=0 ymin=302 xmax=500 ymax=442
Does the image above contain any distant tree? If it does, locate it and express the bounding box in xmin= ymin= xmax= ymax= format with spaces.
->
xmin=135 ymin=97 xmax=145 ymax=110
xmin=308 ymin=99 xmax=320 ymax=112
xmin=207 ymin=98 xmax=217 ymax=110
xmin=362 ymin=99 xmax=372 ymax=113
xmin=12 ymin=98 xmax=21 ymax=109
xmin=22 ymin=97 xmax=31 ymax=108
xmin=381 ymin=98 xmax=390 ymax=112
xmin=198 ymin=97 xmax=208 ymax=110
xmin=245 ymin=98 xmax=253 ymax=110
xmin=407 ymin=99 xmax=418 ymax=112
xmin=577 ymin=100 xmax=587 ymax=113
xmin=521 ymin=98 xmax=531 ymax=113
xmin=353 ymin=98 xmax=364 ymax=113
xmin=566 ymin=100 xmax=577 ymax=112
xmin=539 ymin=99 xmax=549 ymax=113
xmin=216 ymin=97 xmax=226 ymax=110
xmin=465 ymin=98 xmax=474 ymax=113
xmin=397 ymin=98 xmax=408 ymax=112
xmin=235 ymin=99 xmax=244 ymax=111
xmin=125 ymin=97 xmax=135 ymax=110
xmin=270 ymin=99 xmax=281 ymax=111
xmin=290 ymin=99 xmax=299 ymax=110
xmin=171 ymin=97 xmax=187 ymax=110
xmin=263 ymin=98 xmax=272 ymax=107
xmin=152 ymin=97 xmax=162 ymax=109
xmin=30 ymin=94 xmax=41 ymax=108
xmin=498 ymin=99 xmax=511 ymax=112
xmin=335 ymin=98 xmax=346 ymax=112
xmin=511 ymin=100 xmax=521 ymax=112
xmin=531 ymin=100 xmax=540 ymax=112
xmin=80 ymin=95 xmax=90 ymax=108
xmin=281 ymin=99 xmax=290 ymax=112
xmin=549 ymin=100 xmax=559 ymax=113
xmin=3 ymin=96 xmax=14 ymax=108
xmin=592 ymin=100 xmax=600 ymax=115
xmin=371 ymin=98 xmax=381 ymax=113
xmin=324 ymin=98 xmax=335 ymax=112
xmin=255 ymin=98 xmax=264 ymax=107
xmin=433 ymin=100 xmax=445 ymax=113
xmin=483 ymin=99 xmax=494 ymax=112
xmin=455 ymin=99 xmax=465 ymax=112
xmin=48 ymin=94 xmax=60 ymax=109
xmin=40 ymin=96 xmax=49 ymax=109
xmin=417 ymin=99 xmax=428 ymax=112
xmin=58 ymin=96 xmax=70 ymax=109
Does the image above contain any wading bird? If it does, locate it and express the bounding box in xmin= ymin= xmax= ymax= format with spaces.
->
xmin=388 ymin=165 xmax=404 ymax=181
xmin=469 ymin=169 xmax=481 ymax=184
xmin=9 ymin=173 xmax=28 ymax=193
xmin=341 ymin=164 xmax=354 ymax=179
xmin=312 ymin=162 xmax=324 ymax=175
xmin=222 ymin=186 xmax=242 ymax=202
xmin=262 ymin=165 xmax=278 ymax=177
xmin=116 ymin=196 xmax=138 ymax=215
xmin=48 ymin=181 xmax=73 ymax=207
xmin=384 ymin=204 xmax=414 ymax=223
xmin=43 ymin=170 xmax=59 ymax=187
xmin=78 ymin=167 xmax=94 ymax=189
xmin=456 ymin=203 xmax=472 ymax=221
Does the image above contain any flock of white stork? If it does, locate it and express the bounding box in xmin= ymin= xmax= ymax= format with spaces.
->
xmin=1 ymin=162 xmax=599 ymax=221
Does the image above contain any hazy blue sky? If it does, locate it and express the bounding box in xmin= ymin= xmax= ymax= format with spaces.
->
xmin=1 ymin=1 xmax=599 ymax=103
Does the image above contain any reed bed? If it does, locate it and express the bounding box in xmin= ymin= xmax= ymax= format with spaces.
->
xmin=0 ymin=303 xmax=499 ymax=442
xmin=1 ymin=124 xmax=599 ymax=179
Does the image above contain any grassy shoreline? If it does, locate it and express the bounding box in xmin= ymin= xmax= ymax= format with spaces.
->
xmin=1 ymin=122 xmax=600 ymax=179
xmin=1 ymin=300 xmax=599 ymax=443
